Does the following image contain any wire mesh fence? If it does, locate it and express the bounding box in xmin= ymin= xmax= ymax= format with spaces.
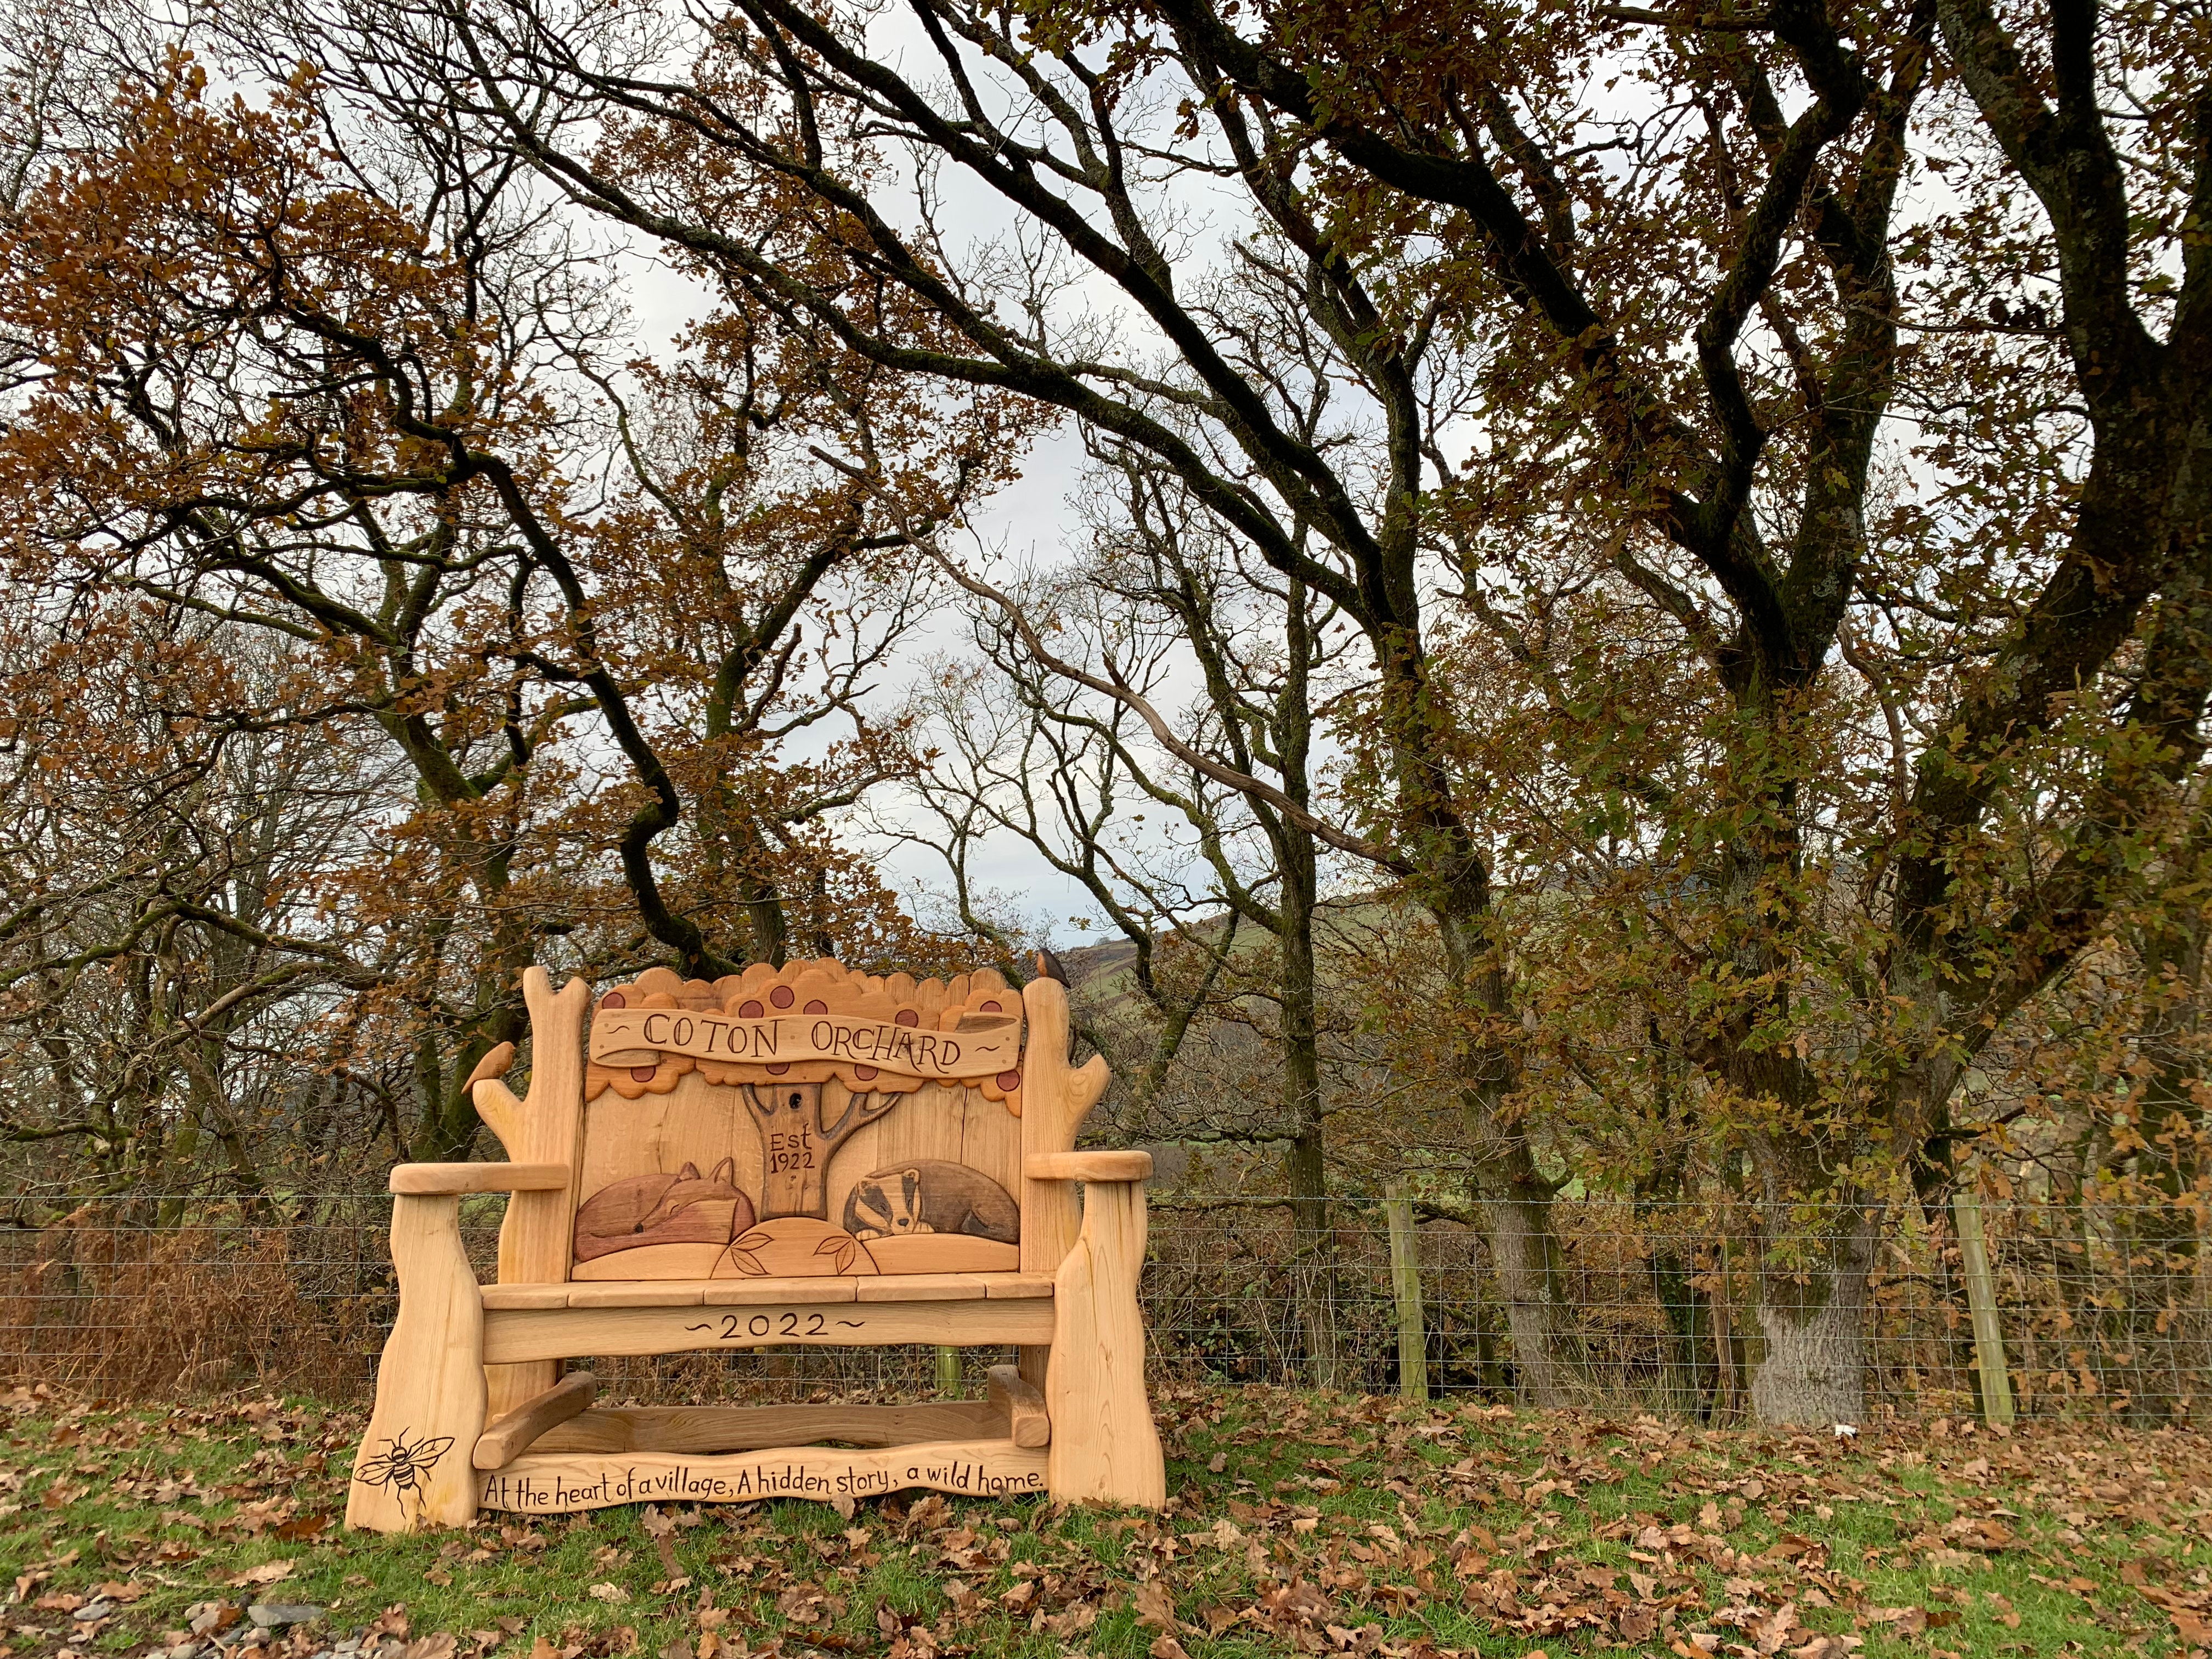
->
xmin=2 ymin=1188 xmax=2204 ymax=1423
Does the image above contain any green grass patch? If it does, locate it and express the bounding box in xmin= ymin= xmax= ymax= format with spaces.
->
xmin=1 ymin=1384 xmax=2204 ymax=1659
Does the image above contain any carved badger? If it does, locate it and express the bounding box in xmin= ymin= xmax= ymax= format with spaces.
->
xmin=573 ymin=1158 xmax=755 ymax=1262
xmin=840 ymin=1159 xmax=1019 ymax=1245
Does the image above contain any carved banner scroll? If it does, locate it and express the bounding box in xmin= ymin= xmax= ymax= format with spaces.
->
xmin=591 ymin=1007 xmax=1022 ymax=1080
xmin=480 ymin=1442 xmax=1048 ymax=1512
xmin=583 ymin=961 xmax=1027 ymax=1113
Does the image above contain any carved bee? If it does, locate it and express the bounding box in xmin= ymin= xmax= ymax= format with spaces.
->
xmin=354 ymin=1426 xmax=455 ymax=1503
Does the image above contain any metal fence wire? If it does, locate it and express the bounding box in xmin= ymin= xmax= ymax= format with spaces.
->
xmin=1 ymin=1189 xmax=2203 ymax=1423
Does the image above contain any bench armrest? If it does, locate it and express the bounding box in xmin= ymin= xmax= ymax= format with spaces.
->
xmin=390 ymin=1163 xmax=572 ymax=1196
xmin=1025 ymin=1150 xmax=1152 ymax=1183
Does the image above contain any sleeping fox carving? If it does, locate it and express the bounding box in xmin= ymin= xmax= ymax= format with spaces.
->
xmin=840 ymin=1159 xmax=1020 ymax=1245
xmin=573 ymin=1159 xmax=755 ymax=1263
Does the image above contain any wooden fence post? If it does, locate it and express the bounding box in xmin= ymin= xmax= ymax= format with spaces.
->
xmin=1385 ymin=1183 xmax=1429 ymax=1401
xmin=1952 ymin=1184 xmax=2016 ymax=1427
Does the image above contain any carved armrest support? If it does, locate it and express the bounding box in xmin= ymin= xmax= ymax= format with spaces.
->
xmin=1025 ymin=1150 xmax=1152 ymax=1183
xmin=389 ymin=1163 xmax=572 ymax=1196
xmin=986 ymin=1363 xmax=1051 ymax=1447
xmin=475 ymin=1371 xmax=596 ymax=1470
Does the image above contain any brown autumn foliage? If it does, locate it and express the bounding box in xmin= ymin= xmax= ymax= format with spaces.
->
xmin=0 ymin=53 xmax=1029 ymax=1186
xmin=0 ymin=0 xmax=2209 ymax=1436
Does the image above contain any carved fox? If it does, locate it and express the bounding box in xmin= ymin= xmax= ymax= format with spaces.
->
xmin=573 ymin=1158 xmax=755 ymax=1263
xmin=840 ymin=1159 xmax=1019 ymax=1245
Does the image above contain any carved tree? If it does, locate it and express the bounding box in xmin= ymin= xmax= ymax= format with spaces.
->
xmin=738 ymin=1082 xmax=897 ymax=1218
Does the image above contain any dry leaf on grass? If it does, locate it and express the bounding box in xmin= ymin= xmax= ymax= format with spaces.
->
xmin=225 ymin=1560 xmax=296 ymax=1588
xmin=1133 ymin=1578 xmax=1187 ymax=1634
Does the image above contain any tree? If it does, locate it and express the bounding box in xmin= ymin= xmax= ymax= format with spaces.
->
xmin=1096 ymin=0 xmax=2211 ymax=1419
xmin=908 ymin=426 xmax=1368 ymax=1384
xmin=0 ymin=50 xmax=1017 ymax=1175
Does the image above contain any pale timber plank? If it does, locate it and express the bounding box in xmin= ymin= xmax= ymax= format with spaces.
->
xmin=1047 ymin=1180 xmax=1165 ymax=1508
xmin=1025 ymin=1150 xmax=1152 ymax=1183
xmin=480 ymin=1439 xmax=1046 ymax=1513
xmin=1018 ymin=973 xmax=1108 ymax=1394
xmin=856 ymin=1272 xmax=991 ymax=1302
xmin=704 ymin=1277 xmax=859 ymax=1305
xmin=482 ymin=969 xmax=591 ymax=1420
xmin=346 ymin=1195 xmax=487 ymax=1532
xmin=482 ymin=1284 xmax=568 ymax=1311
xmin=482 ymin=1297 xmax=1055 ymax=1364
xmin=567 ymin=1280 xmax=707 ymax=1308
xmin=475 ymin=1372 xmax=597 ymax=1470
xmin=986 ymin=1364 xmax=1051 ymax=1449
xmin=535 ymin=1401 xmax=1003 ymax=1455
xmin=391 ymin=1162 xmax=570 ymax=1195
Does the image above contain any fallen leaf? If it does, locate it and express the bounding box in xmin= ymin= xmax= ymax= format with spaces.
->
xmin=1135 ymin=1579 xmax=1183 ymax=1633
xmin=227 ymin=1561 xmax=296 ymax=1588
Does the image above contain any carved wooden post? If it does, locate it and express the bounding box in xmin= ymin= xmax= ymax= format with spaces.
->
xmin=1048 ymin=1176 xmax=1165 ymax=1507
xmin=346 ymin=1195 xmax=486 ymax=1532
xmin=1018 ymin=974 xmax=1108 ymax=1391
xmin=472 ymin=969 xmax=590 ymax=1419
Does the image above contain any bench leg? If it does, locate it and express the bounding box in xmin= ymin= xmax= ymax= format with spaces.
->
xmin=1047 ymin=1180 xmax=1165 ymax=1508
xmin=347 ymin=1195 xmax=487 ymax=1532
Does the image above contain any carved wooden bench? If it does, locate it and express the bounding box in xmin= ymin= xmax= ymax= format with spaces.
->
xmin=345 ymin=960 xmax=1163 ymax=1531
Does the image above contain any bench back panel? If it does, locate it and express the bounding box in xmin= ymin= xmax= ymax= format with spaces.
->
xmin=568 ymin=960 xmax=1028 ymax=1281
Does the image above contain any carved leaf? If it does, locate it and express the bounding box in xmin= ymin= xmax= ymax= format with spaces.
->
xmin=813 ymin=1234 xmax=847 ymax=1255
xmin=726 ymin=1248 xmax=766 ymax=1276
xmin=735 ymin=1231 xmax=772 ymax=1252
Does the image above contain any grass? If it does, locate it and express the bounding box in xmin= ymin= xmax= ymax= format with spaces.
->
xmin=2 ymin=1382 xmax=2208 ymax=1659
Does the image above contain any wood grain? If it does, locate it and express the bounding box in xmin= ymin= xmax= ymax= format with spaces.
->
xmin=481 ymin=1284 xmax=569 ymax=1310
xmin=1047 ymin=1178 xmax=1165 ymax=1508
xmin=481 ymin=1296 xmax=1054 ymax=1364
xmin=346 ymin=1195 xmax=487 ymax=1532
xmin=840 ymin=1159 xmax=1019 ymax=1244
xmin=987 ymin=1364 xmax=1051 ymax=1449
xmin=1017 ymin=973 xmax=1109 ymax=1393
xmin=859 ymin=1233 xmax=1020 ymax=1276
xmin=535 ymin=1401 xmax=1003 ymax=1455
xmin=480 ymin=1440 xmax=1047 ymax=1513
xmin=854 ymin=1272 xmax=994 ymax=1302
xmin=474 ymin=1372 xmax=597 ymax=1470
xmin=827 ymin=1083 xmax=1022 ymax=1260
xmin=483 ymin=969 xmax=591 ymax=1421
xmin=570 ymin=1243 xmax=730 ymax=1282
xmin=390 ymin=1162 xmax=571 ymax=1195
xmin=465 ymin=1042 xmax=518 ymax=1094
xmin=1024 ymin=1150 xmax=1153 ymax=1183
xmin=477 ymin=1272 xmax=1051 ymax=1308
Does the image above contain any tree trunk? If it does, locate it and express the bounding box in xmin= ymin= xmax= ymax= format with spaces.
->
xmin=1747 ymin=1198 xmax=1882 ymax=1426
xmin=1277 ymin=811 xmax=1338 ymax=1389
xmin=1483 ymin=1170 xmax=1592 ymax=1407
xmin=743 ymin=1082 xmax=893 ymax=1218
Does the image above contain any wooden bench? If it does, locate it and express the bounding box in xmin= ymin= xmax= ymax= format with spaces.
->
xmin=345 ymin=959 xmax=1164 ymax=1531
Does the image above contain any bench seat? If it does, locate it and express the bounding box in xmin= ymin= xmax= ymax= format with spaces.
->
xmin=479 ymin=1272 xmax=1057 ymax=1309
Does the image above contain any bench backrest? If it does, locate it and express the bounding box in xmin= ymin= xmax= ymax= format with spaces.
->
xmin=567 ymin=960 xmax=1030 ymax=1282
